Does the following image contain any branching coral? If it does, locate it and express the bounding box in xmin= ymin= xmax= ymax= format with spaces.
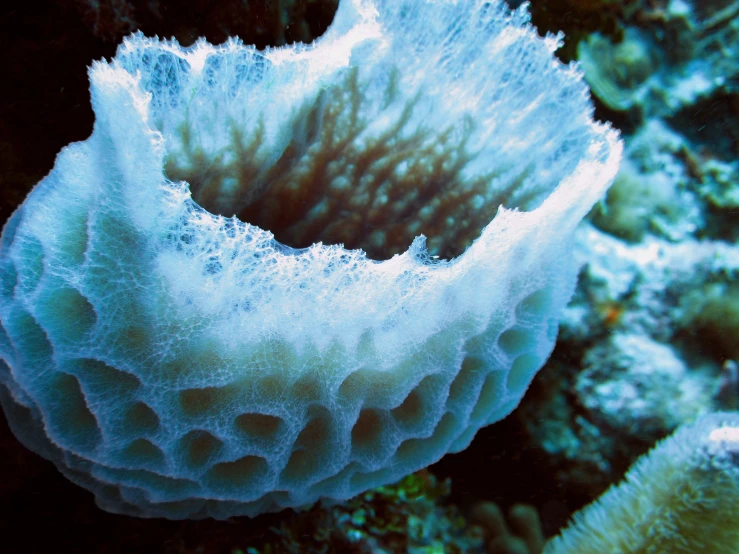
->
xmin=471 ymin=502 xmax=544 ymax=554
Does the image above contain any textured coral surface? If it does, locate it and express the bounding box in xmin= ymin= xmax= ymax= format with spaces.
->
xmin=545 ymin=412 xmax=739 ymax=554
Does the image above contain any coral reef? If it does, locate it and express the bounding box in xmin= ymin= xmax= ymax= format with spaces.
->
xmin=520 ymin=223 xmax=738 ymax=497
xmin=0 ymin=0 xmax=736 ymax=550
xmin=590 ymin=119 xmax=701 ymax=242
xmin=247 ymin=471 xmax=483 ymax=553
xmin=578 ymin=0 xmax=739 ymax=118
xmin=515 ymin=0 xmax=739 ymax=504
xmin=580 ymin=0 xmax=739 ymax=244
xmin=576 ymin=332 xmax=714 ymax=439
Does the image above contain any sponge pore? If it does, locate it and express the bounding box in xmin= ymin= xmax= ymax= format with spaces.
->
xmin=0 ymin=0 xmax=620 ymax=519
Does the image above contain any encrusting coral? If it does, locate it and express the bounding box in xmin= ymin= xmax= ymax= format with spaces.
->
xmin=0 ymin=0 xmax=620 ymax=519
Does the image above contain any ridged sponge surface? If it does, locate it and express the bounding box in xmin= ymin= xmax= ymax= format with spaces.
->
xmin=0 ymin=0 xmax=620 ymax=518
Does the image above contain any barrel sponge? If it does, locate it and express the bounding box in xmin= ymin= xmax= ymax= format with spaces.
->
xmin=0 ymin=0 xmax=620 ymax=518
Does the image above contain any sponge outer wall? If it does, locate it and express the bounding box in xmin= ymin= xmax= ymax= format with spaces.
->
xmin=0 ymin=0 xmax=620 ymax=519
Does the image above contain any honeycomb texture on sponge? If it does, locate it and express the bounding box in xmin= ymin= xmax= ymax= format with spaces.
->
xmin=0 ymin=0 xmax=621 ymax=519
